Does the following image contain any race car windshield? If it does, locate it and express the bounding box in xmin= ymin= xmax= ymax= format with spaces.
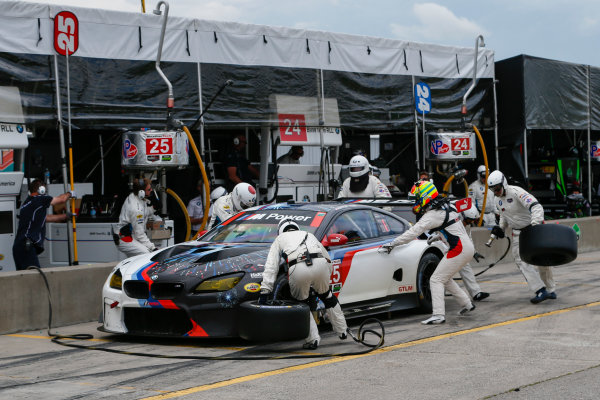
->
xmin=202 ymin=211 xmax=323 ymax=243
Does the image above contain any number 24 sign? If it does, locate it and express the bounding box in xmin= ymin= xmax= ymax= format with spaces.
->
xmin=278 ymin=114 xmax=308 ymax=142
xmin=451 ymin=137 xmax=470 ymax=151
xmin=54 ymin=11 xmax=79 ymax=56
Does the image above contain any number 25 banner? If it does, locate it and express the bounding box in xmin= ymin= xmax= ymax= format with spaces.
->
xmin=54 ymin=11 xmax=79 ymax=56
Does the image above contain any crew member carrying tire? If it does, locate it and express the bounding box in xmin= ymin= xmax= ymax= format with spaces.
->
xmin=206 ymin=182 xmax=256 ymax=230
xmin=487 ymin=170 xmax=556 ymax=304
xmin=259 ymin=218 xmax=349 ymax=349
xmin=338 ymin=155 xmax=391 ymax=198
xmin=380 ymin=180 xmax=476 ymax=325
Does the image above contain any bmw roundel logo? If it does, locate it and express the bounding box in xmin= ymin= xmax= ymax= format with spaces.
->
xmin=151 ymin=275 xmax=158 ymax=281
xmin=16 ymin=125 xmax=24 ymax=133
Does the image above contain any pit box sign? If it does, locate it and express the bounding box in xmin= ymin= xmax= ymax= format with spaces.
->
xmin=414 ymin=82 xmax=431 ymax=115
xmin=121 ymin=130 xmax=189 ymax=169
xmin=277 ymin=113 xmax=342 ymax=146
xmin=54 ymin=11 xmax=79 ymax=56
xmin=426 ymin=131 xmax=477 ymax=160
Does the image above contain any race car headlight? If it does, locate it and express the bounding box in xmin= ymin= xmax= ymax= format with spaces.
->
xmin=194 ymin=272 xmax=243 ymax=293
xmin=109 ymin=269 xmax=122 ymax=290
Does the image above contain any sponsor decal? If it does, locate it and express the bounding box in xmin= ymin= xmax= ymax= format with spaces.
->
xmin=264 ymin=213 xmax=311 ymax=222
xmin=507 ymin=198 xmax=513 ymax=203
xmin=398 ymin=285 xmax=413 ymax=293
xmin=136 ymin=214 xmax=143 ymax=219
xmin=526 ymin=198 xmax=532 ymax=203
xmin=498 ymin=200 xmax=503 ymax=206
xmin=250 ymin=272 xmax=263 ymax=279
xmin=16 ymin=125 xmax=24 ymax=133
xmin=331 ymin=282 xmax=342 ymax=293
xmin=147 ymin=155 xmax=160 ymax=162
xmin=244 ymin=282 xmax=261 ymax=293
xmin=123 ymin=139 xmax=138 ymax=159
xmin=332 ymin=259 xmax=341 ymax=265
xmin=161 ymin=155 xmax=172 ymax=161
xmin=430 ymin=139 xmax=449 ymax=155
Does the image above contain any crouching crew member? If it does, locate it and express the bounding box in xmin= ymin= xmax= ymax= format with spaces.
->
xmin=260 ymin=218 xmax=349 ymax=349
xmin=487 ymin=170 xmax=556 ymax=304
xmin=381 ymin=180 xmax=475 ymax=324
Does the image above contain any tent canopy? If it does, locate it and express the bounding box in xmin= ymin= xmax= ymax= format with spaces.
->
xmin=0 ymin=1 xmax=496 ymax=132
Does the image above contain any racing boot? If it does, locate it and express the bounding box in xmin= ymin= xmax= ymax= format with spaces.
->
xmin=530 ymin=287 xmax=549 ymax=304
xmin=421 ymin=315 xmax=445 ymax=325
xmin=458 ymin=303 xmax=476 ymax=315
xmin=473 ymin=292 xmax=490 ymax=301
xmin=302 ymin=340 xmax=319 ymax=350
xmin=548 ymin=292 xmax=557 ymax=299
xmin=339 ymin=327 xmax=356 ymax=341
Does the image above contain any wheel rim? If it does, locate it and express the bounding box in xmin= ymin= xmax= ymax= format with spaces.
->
xmin=419 ymin=258 xmax=437 ymax=304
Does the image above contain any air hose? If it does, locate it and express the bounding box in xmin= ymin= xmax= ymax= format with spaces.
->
xmin=453 ymin=236 xmax=511 ymax=280
xmin=183 ymin=126 xmax=211 ymax=237
xmin=31 ymin=266 xmax=385 ymax=360
xmin=165 ymin=188 xmax=191 ymax=242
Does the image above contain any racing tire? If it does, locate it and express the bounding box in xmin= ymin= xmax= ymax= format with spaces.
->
xmin=416 ymin=252 xmax=441 ymax=313
xmin=238 ymin=300 xmax=310 ymax=342
xmin=519 ymin=224 xmax=577 ymax=266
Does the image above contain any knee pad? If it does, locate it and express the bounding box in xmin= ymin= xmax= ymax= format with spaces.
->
xmin=305 ymin=292 xmax=318 ymax=311
xmin=318 ymin=290 xmax=339 ymax=309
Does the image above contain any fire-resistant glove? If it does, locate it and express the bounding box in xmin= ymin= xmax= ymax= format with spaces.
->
xmin=427 ymin=233 xmax=441 ymax=245
xmin=491 ymin=225 xmax=505 ymax=239
xmin=378 ymin=244 xmax=394 ymax=254
xmin=473 ymin=252 xmax=485 ymax=263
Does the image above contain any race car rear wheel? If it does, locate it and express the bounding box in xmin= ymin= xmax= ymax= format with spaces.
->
xmin=416 ymin=252 xmax=440 ymax=313
xmin=238 ymin=300 xmax=310 ymax=342
xmin=519 ymin=224 xmax=578 ymax=266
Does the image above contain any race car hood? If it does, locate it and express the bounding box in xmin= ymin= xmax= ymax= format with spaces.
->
xmin=121 ymin=242 xmax=270 ymax=282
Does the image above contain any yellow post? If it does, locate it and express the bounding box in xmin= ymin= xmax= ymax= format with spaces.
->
xmin=68 ymin=146 xmax=79 ymax=264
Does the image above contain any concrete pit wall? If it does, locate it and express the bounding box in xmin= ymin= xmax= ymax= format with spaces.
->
xmin=1 ymin=217 xmax=598 ymax=335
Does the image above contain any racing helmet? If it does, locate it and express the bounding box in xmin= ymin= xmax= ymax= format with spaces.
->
xmin=488 ymin=170 xmax=507 ymax=193
xmin=232 ymin=183 xmax=256 ymax=211
xmin=462 ymin=203 xmax=480 ymax=221
xmin=410 ymin=180 xmax=439 ymax=214
xmin=348 ymin=155 xmax=370 ymax=178
xmin=210 ymin=186 xmax=227 ymax=202
xmin=477 ymin=165 xmax=487 ymax=179
xmin=278 ymin=218 xmax=300 ymax=235
xmin=410 ymin=180 xmax=438 ymax=214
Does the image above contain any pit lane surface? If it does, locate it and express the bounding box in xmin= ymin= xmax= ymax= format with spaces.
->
xmin=2 ymin=251 xmax=600 ymax=400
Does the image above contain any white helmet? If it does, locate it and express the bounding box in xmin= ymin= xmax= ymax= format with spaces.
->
xmin=232 ymin=183 xmax=256 ymax=211
xmin=278 ymin=218 xmax=299 ymax=235
xmin=210 ymin=186 xmax=227 ymax=202
xmin=462 ymin=204 xmax=480 ymax=220
xmin=348 ymin=155 xmax=370 ymax=178
xmin=477 ymin=165 xmax=487 ymax=178
xmin=488 ymin=170 xmax=507 ymax=191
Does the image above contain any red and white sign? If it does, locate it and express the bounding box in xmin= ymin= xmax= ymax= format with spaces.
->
xmin=278 ymin=113 xmax=307 ymax=143
xmin=454 ymin=197 xmax=472 ymax=213
xmin=54 ymin=11 xmax=79 ymax=56
xmin=145 ymin=137 xmax=173 ymax=155
xmin=451 ymin=137 xmax=470 ymax=151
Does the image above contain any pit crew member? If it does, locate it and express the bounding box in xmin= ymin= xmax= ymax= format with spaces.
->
xmin=338 ymin=155 xmax=391 ymax=198
xmin=487 ymin=170 xmax=556 ymax=304
xmin=381 ymin=180 xmax=475 ymax=324
xmin=259 ymin=218 xmax=349 ymax=349
xmin=206 ymin=182 xmax=256 ymax=230
xmin=468 ymin=165 xmax=497 ymax=226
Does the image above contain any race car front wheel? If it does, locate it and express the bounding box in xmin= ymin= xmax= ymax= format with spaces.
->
xmin=416 ymin=252 xmax=440 ymax=313
xmin=238 ymin=300 xmax=310 ymax=342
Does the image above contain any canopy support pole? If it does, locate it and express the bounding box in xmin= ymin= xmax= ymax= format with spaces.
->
xmin=587 ymin=65 xmax=592 ymax=215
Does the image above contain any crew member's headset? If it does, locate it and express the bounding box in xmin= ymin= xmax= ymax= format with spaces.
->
xmin=134 ymin=178 xmax=146 ymax=199
xmin=38 ymin=185 xmax=46 ymax=195
xmin=233 ymin=136 xmax=240 ymax=146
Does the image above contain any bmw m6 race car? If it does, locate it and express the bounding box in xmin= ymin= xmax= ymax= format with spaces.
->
xmin=101 ymin=201 xmax=445 ymax=338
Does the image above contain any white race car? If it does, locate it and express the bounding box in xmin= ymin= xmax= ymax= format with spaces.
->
xmin=101 ymin=201 xmax=445 ymax=338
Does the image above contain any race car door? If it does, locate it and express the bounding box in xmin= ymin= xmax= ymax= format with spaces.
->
xmin=327 ymin=210 xmax=403 ymax=304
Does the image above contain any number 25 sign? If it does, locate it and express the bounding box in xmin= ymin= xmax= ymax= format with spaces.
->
xmin=54 ymin=11 xmax=79 ymax=56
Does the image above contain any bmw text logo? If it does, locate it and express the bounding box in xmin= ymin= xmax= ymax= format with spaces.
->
xmin=151 ymin=275 xmax=158 ymax=281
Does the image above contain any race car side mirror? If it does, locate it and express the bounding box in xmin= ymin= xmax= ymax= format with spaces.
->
xmin=321 ymin=233 xmax=348 ymax=247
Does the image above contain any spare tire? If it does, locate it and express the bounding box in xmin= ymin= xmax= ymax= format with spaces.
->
xmin=238 ymin=300 xmax=310 ymax=342
xmin=519 ymin=224 xmax=577 ymax=266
